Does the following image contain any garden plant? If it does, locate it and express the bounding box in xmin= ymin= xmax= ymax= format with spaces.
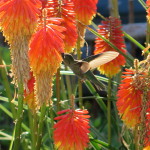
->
xmin=0 ymin=0 xmax=150 ymax=150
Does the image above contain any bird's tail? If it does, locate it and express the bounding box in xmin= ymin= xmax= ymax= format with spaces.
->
xmin=92 ymin=81 xmax=106 ymax=91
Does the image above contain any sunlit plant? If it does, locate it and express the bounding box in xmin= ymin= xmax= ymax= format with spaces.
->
xmin=0 ymin=0 xmax=150 ymax=150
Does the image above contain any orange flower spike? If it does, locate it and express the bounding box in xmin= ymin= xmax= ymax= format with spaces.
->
xmin=147 ymin=0 xmax=150 ymax=22
xmin=46 ymin=0 xmax=78 ymax=53
xmin=0 ymin=0 xmax=41 ymax=86
xmin=60 ymin=0 xmax=78 ymax=53
xmin=72 ymin=0 xmax=98 ymax=25
xmin=29 ymin=17 xmax=65 ymax=106
xmin=54 ymin=109 xmax=90 ymax=150
xmin=117 ymin=69 xmax=143 ymax=128
xmin=0 ymin=0 xmax=41 ymax=42
xmin=29 ymin=18 xmax=65 ymax=75
xmin=72 ymin=0 xmax=98 ymax=47
xmin=94 ymin=17 xmax=126 ymax=77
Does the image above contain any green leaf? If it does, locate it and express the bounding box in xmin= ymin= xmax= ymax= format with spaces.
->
xmin=0 ymin=96 xmax=9 ymax=102
xmin=92 ymin=21 xmax=145 ymax=51
xmin=138 ymin=0 xmax=147 ymax=10
xmin=90 ymin=139 xmax=102 ymax=150
xmin=60 ymin=70 xmax=118 ymax=85
xmin=90 ymin=139 xmax=117 ymax=150
xmin=0 ymin=131 xmax=12 ymax=140
xmin=87 ymin=27 xmax=133 ymax=66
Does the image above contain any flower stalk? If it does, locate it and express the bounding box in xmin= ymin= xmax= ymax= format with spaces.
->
xmin=35 ymin=105 xmax=47 ymax=150
xmin=56 ymin=68 xmax=61 ymax=111
xmin=112 ymin=0 xmax=119 ymax=17
xmin=12 ymin=82 xmax=24 ymax=150
xmin=85 ymin=80 xmax=107 ymax=115
xmin=146 ymin=22 xmax=150 ymax=47
xmin=108 ymin=0 xmax=118 ymax=147
xmin=107 ymin=77 xmax=112 ymax=146
xmin=77 ymin=37 xmax=83 ymax=108
xmin=28 ymin=110 xmax=38 ymax=150
xmin=139 ymin=91 xmax=148 ymax=150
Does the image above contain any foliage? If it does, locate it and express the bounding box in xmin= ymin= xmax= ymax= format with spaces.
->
xmin=0 ymin=0 xmax=150 ymax=150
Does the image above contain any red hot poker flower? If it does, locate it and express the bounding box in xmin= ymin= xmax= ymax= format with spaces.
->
xmin=72 ymin=0 xmax=98 ymax=46
xmin=43 ymin=0 xmax=78 ymax=53
xmin=0 ymin=0 xmax=41 ymax=85
xmin=117 ymin=67 xmax=150 ymax=129
xmin=117 ymin=69 xmax=142 ymax=128
xmin=72 ymin=0 xmax=98 ymax=25
xmin=29 ymin=17 xmax=66 ymax=107
xmin=117 ymin=58 xmax=150 ymax=147
xmin=60 ymin=0 xmax=78 ymax=53
xmin=0 ymin=0 xmax=41 ymax=43
xmin=94 ymin=17 xmax=126 ymax=77
xmin=54 ymin=109 xmax=90 ymax=150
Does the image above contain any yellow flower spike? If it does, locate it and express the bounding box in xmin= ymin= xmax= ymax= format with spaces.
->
xmin=94 ymin=17 xmax=126 ymax=77
xmin=72 ymin=0 xmax=98 ymax=47
xmin=0 ymin=0 xmax=41 ymax=86
xmin=29 ymin=16 xmax=65 ymax=107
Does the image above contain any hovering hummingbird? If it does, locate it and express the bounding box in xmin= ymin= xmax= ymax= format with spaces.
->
xmin=61 ymin=51 xmax=119 ymax=91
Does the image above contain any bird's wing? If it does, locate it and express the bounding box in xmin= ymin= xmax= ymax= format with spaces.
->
xmin=84 ymin=51 xmax=119 ymax=70
xmin=82 ymin=53 xmax=104 ymax=62
xmin=73 ymin=61 xmax=90 ymax=74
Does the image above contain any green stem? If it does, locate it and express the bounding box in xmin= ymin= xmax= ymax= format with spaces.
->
xmin=28 ymin=110 xmax=38 ymax=150
xmin=33 ymin=113 xmax=38 ymax=150
xmin=60 ymin=77 xmax=67 ymax=100
xmin=0 ymin=55 xmax=16 ymax=118
xmin=78 ymin=80 xmax=83 ymax=108
xmin=108 ymin=0 xmax=117 ymax=146
xmin=134 ymin=126 xmax=139 ymax=150
xmin=35 ymin=105 xmax=47 ymax=150
xmin=28 ymin=110 xmax=34 ymax=150
xmin=49 ymin=105 xmax=54 ymax=127
xmin=48 ymin=105 xmax=54 ymax=149
xmin=85 ymin=80 xmax=119 ymax=138
xmin=112 ymin=72 xmax=122 ymax=136
xmin=85 ymin=80 xmax=107 ymax=115
xmin=0 ymin=104 xmax=13 ymax=118
xmin=22 ymin=138 xmax=29 ymax=150
xmin=87 ymin=27 xmax=134 ymax=65
xmin=9 ymin=129 xmax=15 ymax=150
xmin=123 ymin=32 xmax=145 ymax=50
xmin=46 ymin=114 xmax=54 ymax=150
xmin=146 ymin=22 xmax=150 ymax=47
xmin=56 ymin=68 xmax=61 ymax=111
xmin=92 ymin=19 xmax=145 ymax=51
xmin=65 ymin=66 xmax=72 ymax=98
xmin=12 ymin=82 xmax=24 ymax=150
xmin=107 ymin=77 xmax=112 ymax=147
xmin=138 ymin=0 xmax=147 ymax=10
xmin=77 ymin=38 xmax=83 ymax=108
xmin=112 ymin=0 xmax=119 ymax=17
xmin=138 ymin=91 xmax=148 ymax=149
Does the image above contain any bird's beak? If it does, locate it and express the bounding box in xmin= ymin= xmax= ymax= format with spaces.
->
xmin=61 ymin=53 xmax=65 ymax=59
